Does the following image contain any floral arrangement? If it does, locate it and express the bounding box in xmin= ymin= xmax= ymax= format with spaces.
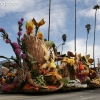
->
xmin=88 ymin=69 xmax=97 ymax=80
xmin=1 ymin=17 xmax=99 ymax=93
xmin=61 ymin=58 xmax=75 ymax=79
xmin=0 ymin=18 xmax=47 ymax=91
xmin=0 ymin=17 xmax=45 ymax=70
xmin=67 ymin=59 xmax=75 ymax=79
xmin=0 ymin=18 xmax=26 ymax=68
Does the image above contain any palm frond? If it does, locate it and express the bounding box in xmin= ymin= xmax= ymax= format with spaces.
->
xmin=62 ymin=34 xmax=67 ymax=42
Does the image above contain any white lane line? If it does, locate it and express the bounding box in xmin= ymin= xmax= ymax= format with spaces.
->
xmin=80 ymin=96 xmax=93 ymax=100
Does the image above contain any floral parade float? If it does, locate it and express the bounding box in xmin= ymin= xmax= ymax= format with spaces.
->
xmin=0 ymin=18 xmax=100 ymax=93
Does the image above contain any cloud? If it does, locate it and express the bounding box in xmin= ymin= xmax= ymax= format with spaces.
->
xmin=0 ymin=0 xmax=44 ymax=17
xmin=77 ymin=8 xmax=95 ymax=18
xmin=12 ymin=25 xmax=19 ymax=33
xmin=96 ymin=25 xmax=100 ymax=31
xmin=96 ymin=0 xmax=100 ymax=3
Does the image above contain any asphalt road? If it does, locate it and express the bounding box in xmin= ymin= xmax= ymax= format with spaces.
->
xmin=0 ymin=88 xmax=100 ymax=100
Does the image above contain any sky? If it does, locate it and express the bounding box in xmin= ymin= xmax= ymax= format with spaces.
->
xmin=0 ymin=0 xmax=100 ymax=67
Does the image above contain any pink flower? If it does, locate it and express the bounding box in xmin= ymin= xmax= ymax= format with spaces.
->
xmin=21 ymin=18 xmax=24 ymax=21
xmin=5 ymin=39 xmax=10 ymax=43
xmin=12 ymin=42 xmax=20 ymax=49
xmin=21 ymin=37 xmax=24 ymax=41
xmin=0 ymin=28 xmax=4 ymax=32
xmin=21 ymin=53 xmax=26 ymax=59
xmin=14 ymin=49 xmax=21 ymax=55
xmin=18 ymin=31 xmax=22 ymax=36
xmin=13 ymin=63 xmax=18 ymax=67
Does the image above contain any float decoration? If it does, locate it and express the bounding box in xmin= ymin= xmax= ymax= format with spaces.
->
xmin=0 ymin=18 xmax=100 ymax=93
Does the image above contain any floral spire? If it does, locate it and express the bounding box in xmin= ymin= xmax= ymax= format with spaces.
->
xmin=0 ymin=18 xmax=24 ymax=68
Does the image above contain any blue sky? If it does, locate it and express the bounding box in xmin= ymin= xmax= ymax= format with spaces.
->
xmin=0 ymin=0 xmax=100 ymax=67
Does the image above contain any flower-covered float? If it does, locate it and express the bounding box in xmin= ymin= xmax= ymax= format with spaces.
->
xmin=0 ymin=18 xmax=100 ymax=93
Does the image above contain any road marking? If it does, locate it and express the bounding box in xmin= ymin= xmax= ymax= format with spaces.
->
xmin=80 ymin=96 xmax=93 ymax=100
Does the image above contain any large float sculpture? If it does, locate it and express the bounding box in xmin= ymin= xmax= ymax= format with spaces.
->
xmin=0 ymin=18 xmax=100 ymax=93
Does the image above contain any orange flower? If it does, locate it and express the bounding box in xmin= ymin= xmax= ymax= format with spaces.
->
xmin=7 ymin=72 xmax=13 ymax=77
xmin=37 ymin=31 xmax=44 ymax=39
xmin=12 ymin=73 xmax=15 ymax=77
xmin=32 ymin=18 xmax=45 ymax=27
xmin=1 ymin=77 xmax=6 ymax=85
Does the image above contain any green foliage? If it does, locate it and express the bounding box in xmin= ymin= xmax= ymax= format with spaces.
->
xmin=61 ymin=78 xmax=68 ymax=86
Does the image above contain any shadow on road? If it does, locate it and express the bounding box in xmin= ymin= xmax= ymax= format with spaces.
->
xmin=0 ymin=88 xmax=100 ymax=96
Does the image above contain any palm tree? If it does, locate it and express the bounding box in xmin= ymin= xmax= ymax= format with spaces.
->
xmin=62 ymin=34 xmax=67 ymax=43
xmin=74 ymin=0 xmax=77 ymax=65
xmin=93 ymin=4 xmax=100 ymax=68
xmin=61 ymin=34 xmax=67 ymax=54
xmin=48 ymin=0 xmax=51 ymax=41
xmin=85 ymin=24 xmax=91 ymax=55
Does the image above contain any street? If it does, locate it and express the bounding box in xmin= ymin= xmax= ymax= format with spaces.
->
xmin=0 ymin=88 xmax=100 ymax=100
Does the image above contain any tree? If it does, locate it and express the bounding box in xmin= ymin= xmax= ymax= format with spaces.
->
xmin=48 ymin=0 xmax=51 ymax=41
xmin=74 ymin=0 xmax=76 ymax=56
xmin=93 ymin=4 xmax=100 ymax=68
xmin=61 ymin=34 xmax=67 ymax=54
xmin=62 ymin=34 xmax=67 ymax=43
xmin=85 ymin=24 xmax=91 ymax=55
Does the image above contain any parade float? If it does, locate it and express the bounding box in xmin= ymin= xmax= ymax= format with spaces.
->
xmin=0 ymin=18 xmax=100 ymax=93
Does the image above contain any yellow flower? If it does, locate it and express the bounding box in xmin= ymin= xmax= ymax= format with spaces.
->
xmin=25 ymin=20 xmax=34 ymax=35
xmin=46 ymin=72 xmax=62 ymax=84
xmin=50 ymin=59 xmax=56 ymax=69
xmin=32 ymin=18 xmax=45 ymax=27
xmin=61 ymin=58 xmax=68 ymax=63
xmin=67 ymin=59 xmax=70 ymax=63
xmin=42 ymin=61 xmax=50 ymax=69
xmin=67 ymin=58 xmax=75 ymax=66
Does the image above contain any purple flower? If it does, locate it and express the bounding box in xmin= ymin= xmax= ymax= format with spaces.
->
xmin=14 ymin=49 xmax=21 ymax=55
xmin=21 ymin=53 xmax=26 ymax=59
xmin=19 ymin=28 xmax=23 ymax=31
xmin=5 ymin=39 xmax=10 ymax=43
xmin=12 ymin=42 xmax=20 ymax=49
xmin=18 ymin=31 xmax=22 ymax=36
xmin=18 ymin=21 xmax=22 ymax=25
xmin=21 ymin=18 xmax=24 ymax=21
